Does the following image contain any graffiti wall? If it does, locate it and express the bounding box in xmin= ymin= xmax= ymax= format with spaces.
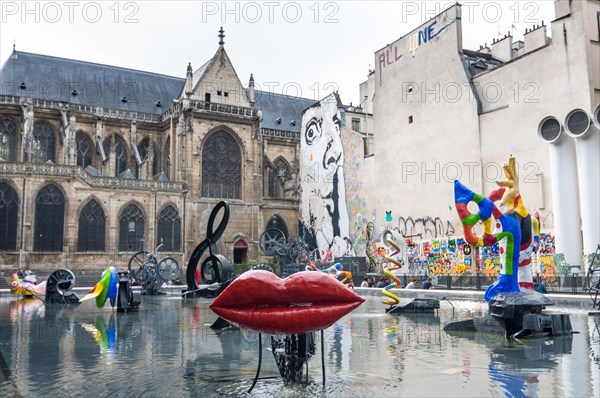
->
xmin=373 ymin=233 xmax=475 ymax=276
xmin=475 ymin=244 xmax=502 ymax=277
xmin=299 ymin=94 xmax=352 ymax=259
xmin=537 ymin=232 xmax=557 ymax=282
xmin=340 ymin=125 xmax=371 ymax=257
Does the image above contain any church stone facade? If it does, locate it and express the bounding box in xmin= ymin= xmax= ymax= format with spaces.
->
xmin=0 ymin=30 xmax=315 ymax=275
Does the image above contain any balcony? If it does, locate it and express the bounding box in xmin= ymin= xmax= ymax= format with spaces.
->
xmin=0 ymin=162 xmax=187 ymax=192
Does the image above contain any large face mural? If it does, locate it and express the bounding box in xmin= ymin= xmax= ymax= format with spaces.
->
xmin=299 ymin=94 xmax=351 ymax=260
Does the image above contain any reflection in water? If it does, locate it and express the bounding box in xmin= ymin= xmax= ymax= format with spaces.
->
xmin=0 ymin=296 xmax=598 ymax=397
xmin=446 ymin=325 xmax=574 ymax=398
xmin=489 ymin=337 xmax=572 ymax=398
xmin=8 ymin=298 xmax=45 ymax=322
xmin=81 ymin=315 xmax=117 ymax=358
xmin=590 ymin=316 xmax=600 ymax=369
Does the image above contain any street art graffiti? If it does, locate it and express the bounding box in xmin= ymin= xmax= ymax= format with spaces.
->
xmin=365 ymin=222 xmax=378 ymax=273
xmin=299 ymin=94 xmax=352 ymax=260
xmin=539 ymin=254 xmax=557 ymax=284
xmin=397 ymin=216 xmax=455 ymax=240
xmin=340 ymin=125 xmax=370 ymax=257
xmin=385 ymin=211 xmax=393 ymax=223
xmin=476 ymin=245 xmax=502 ymax=277
xmin=538 ymin=232 xmax=556 ymax=255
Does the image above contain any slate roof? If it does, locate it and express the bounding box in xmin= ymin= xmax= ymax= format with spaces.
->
xmin=252 ymin=89 xmax=316 ymax=133
xmin=1 ymin=50 xmax=316 ymax=131
xmin=0 ymin=51 xmax=185 ymax=114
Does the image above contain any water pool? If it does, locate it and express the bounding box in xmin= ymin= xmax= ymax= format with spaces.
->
xmin=1 ymin=295 xmax=598 ymax=397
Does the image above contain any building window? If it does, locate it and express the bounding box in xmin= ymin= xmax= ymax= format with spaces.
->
xmin=351 ymin=118 xmax=361 ymax=132
xmin=34 ymin=184 xmax=64 ymax=251
xmin=267 ymin=158 xmax=291 ymax=198
xmin=157 ymin=205 xmax=181 ymax=252
xmin=103 ymin=135 xmax=128 ymax=176
xmin=409 ymin=115 xmax=413 ymax=124
xmin=33 ymin=122 xmax=56 ymax=163
xmin=0 ymin=182 xmax=18 ymax=251
xmin=137 ymin=137 xmax=158 ymax=176
xmin=76 ymin=132 xmax=93 ymax=169
xmin=202 ymin=131 xmax=241 ymax=199
xmin=0 ymin=118 xmax=17 ymax=162
xmin=119 ymin=203 xmax=144 ymax=252
xmin=205 ymin=93 xmax=211 ymax=102
xmin=77 ymin=199 xmax=106 ymax=252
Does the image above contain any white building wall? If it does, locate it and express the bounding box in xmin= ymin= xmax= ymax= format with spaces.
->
xmin=474 ymin=0 xmax=597 ymax=242
xmin=368 ymin=0 xmax=599 ymax=265
xmin=373 ymin=4 xmax=482 ymax=233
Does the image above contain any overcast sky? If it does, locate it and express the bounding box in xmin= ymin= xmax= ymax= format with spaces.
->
xmin=0 ymin=1 xmax=555 ymax=105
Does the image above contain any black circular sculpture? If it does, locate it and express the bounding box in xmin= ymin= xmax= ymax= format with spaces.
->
xmin=129 ymin=240 xmax=180 ymax=295
xmin=184 ymin=201 xmax=233 ymax=298
xmin=45 ymin=269 xmax=80 ymax=304
xmin=258 ymin=229 xmax=318 ymax=277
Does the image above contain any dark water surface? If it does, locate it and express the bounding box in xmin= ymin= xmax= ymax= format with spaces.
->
xmin=1 ymin=295 xmax=598 ymax=397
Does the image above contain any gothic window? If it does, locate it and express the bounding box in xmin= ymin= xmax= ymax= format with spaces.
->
xmin=34 ymin=184 xmax=64 ymax=251
xmin=266 ymin=215 xmax=288 ymax=239
xmin=0 ymin=182 xmax=18 ymax=251
xmin=0 ymin=118 xmax=17 ymax=162
xmin=76 ymin=132 xmax=93 ymax=169
xmin=138 ymin=137 xmax=158 ymax=176
xmin=33 ymin=122 xmax=56 ymax=163
xmin=157 ymin=205 xmax=181 ymax=252
xmin=119 ymin=203 xmax=144 ymax=251
xmin=267 ymin=158 xmax=291 ymax=198
xmin=103 ymin=135 xmax=128 ymax=176
xmin=202 ymin=131 xmax=241 ymax=199
xmin=77 ymin=199 xmax=106 ymax=252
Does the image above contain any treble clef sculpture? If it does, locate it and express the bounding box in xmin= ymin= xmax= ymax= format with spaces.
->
xmin=184 ymin=201 xmax=233 ymax=298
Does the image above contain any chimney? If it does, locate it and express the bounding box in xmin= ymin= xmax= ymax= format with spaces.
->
xmin=491 ymin=33 xmax=513 ymax=62
xmin=185 ymin=63 xmax=193 ymax=97
xmin=248 ymin=73 xmax=255 ymax=105
xmin=524 ymin=22 xmax=548 ymax=54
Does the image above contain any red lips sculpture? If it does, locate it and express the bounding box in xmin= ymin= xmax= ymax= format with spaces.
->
xmin=209 ymin=270 xmax=365 ymax=335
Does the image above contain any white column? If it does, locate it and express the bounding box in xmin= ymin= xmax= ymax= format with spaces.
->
xmin=538 ymin=117 xmax=583 ymax=267
xmin=564 ymin=109 xmax=600 ymax=263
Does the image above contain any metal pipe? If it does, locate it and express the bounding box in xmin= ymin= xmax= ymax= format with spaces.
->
xmin=537 ymin=116 xmax=583 ymax=267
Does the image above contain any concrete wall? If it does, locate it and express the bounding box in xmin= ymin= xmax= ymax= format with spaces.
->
xmin=372 ymin=4 xmax=482 ymax=236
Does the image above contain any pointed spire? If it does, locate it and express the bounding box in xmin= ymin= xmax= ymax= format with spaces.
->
xmin=248 ymin=73 xmax=255 ymax=104
xmin=186 ymin=62 xmax=193 ymax=96
xmin=218 ymin=27 xmax=225 ymax=46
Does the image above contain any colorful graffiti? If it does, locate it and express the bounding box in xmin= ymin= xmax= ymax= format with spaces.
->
xmin=539 ymin=255 xmax=557 ymax=283
xmin=425 ymin=237 xmax=472 ymax=276
xmin=476 ymin=245 xmax=502 ymax=277
xmin=538 ymin=232 xmax=556 ymax=255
